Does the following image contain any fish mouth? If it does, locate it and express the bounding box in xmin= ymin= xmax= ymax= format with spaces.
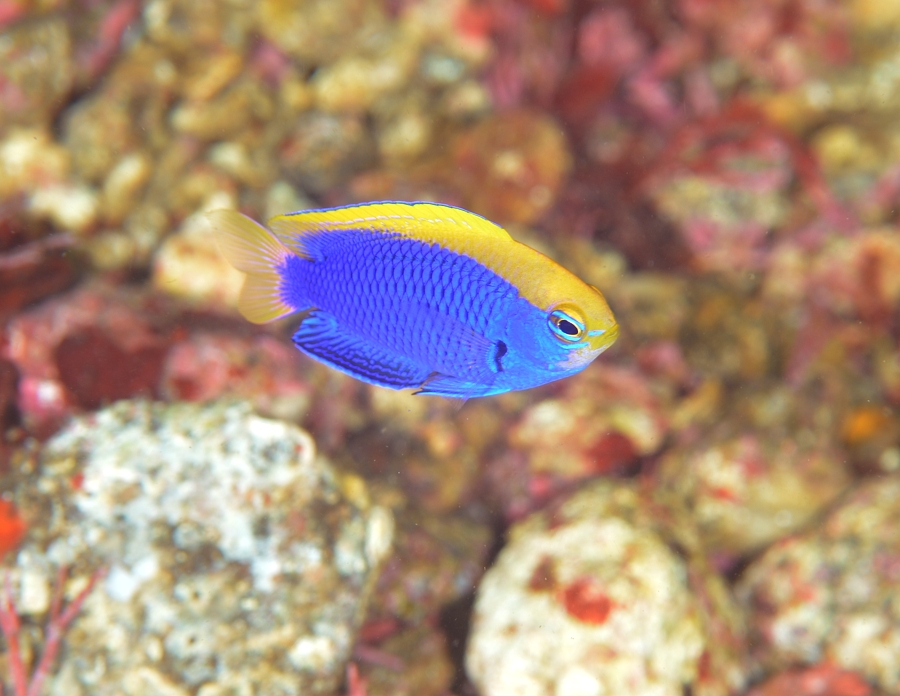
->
xmin=598 ymin=323 xmax=620 ymax=348
xmin=559 ymin=323 xmax=619 ymax=369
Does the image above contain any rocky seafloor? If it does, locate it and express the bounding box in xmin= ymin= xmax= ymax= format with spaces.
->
xmin=2 ymin=1 xmax=900 ymax=695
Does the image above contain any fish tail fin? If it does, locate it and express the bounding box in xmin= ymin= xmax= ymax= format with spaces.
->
xmin=206 ymin=209 xmax=299 ymax=324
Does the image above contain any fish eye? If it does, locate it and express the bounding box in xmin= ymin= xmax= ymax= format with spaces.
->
xmin=548 ymin=310 xmax=585 ymax=342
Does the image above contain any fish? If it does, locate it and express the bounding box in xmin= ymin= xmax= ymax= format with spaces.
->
xmin=206 ymin=201 xmax=618 ymax=399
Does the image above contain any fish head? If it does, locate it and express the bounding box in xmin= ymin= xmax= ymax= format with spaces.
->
xmin=501 ymin=284 xmax=618 ymax=387
xmin=544 ymin=286 xmax=619 ymax=371
xmin=502 ymin=245 xmax=619 ymax=380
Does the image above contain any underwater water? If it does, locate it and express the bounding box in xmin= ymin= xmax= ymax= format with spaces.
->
xmin=1 ymin=1 xmax=900 ymax=694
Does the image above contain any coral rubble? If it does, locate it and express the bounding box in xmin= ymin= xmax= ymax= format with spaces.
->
xmin=466 ymin=480 xmax=746 ymax=696
xmin=8 ymin=400 xmax=393 ymax=695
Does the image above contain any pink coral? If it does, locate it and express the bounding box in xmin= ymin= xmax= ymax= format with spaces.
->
xmin=0 ymin=568 xmax=103 ymax=696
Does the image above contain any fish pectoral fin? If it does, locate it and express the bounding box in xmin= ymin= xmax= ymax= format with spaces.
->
xmin=293 ymin=311 xmax=431 ymax=390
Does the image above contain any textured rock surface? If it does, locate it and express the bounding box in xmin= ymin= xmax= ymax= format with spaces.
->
xmin=0 ymin=18 xmax=73 ymax=132
xmin=738 ymin=474 xmax=900 ymax=693
xmin=466 ymin=480 xmax=747 ymax=696
xmin=656 ymin=430 xmax=851 ymax=557
xmin=9 ymin=400 xmax=393 ymax=695
xmin=361 ymin=624 xmax=455 ymax=696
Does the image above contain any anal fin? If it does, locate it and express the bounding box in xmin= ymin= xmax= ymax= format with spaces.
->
xmin=293 ymin=311 xmax=431 ymax=390
xmin=414 ymin=373 xmax=485 ymax=400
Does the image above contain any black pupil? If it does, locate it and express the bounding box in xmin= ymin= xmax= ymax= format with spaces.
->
xmin=558 ymin=318 xmax=579 ymax=336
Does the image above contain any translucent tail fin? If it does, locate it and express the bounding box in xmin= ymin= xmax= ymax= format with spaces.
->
xmin=206 ymin=209 xmax=296 ymax=324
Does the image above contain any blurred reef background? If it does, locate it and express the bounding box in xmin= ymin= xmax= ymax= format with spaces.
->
xmin=2 ymin=0 xmax=900 ymax=694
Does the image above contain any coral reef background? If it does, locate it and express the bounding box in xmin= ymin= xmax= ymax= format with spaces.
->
xmin=2 ymin=0 xmax=900 ymax=695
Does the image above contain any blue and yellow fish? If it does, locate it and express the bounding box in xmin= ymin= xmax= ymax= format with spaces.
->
xmin=207 ymin=202 xmax=618 ymax=399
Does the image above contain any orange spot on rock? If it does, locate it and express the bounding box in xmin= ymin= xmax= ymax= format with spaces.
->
xmin=841 ymin=406 xmax=892 ymax=447
xmin=709 ymin=485 xmax=740 ymax=503
xmin=560 ymin=577 xmax=613 ymax=624
xmin=0 ymin=500 xmax=26 ymax=556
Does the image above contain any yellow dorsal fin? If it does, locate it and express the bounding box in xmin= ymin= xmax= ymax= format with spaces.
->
xmin=266 ymin=201 xmax=576 ymax=311
xmin=268 ymin=201 xmax=511 ymax=257
xmin=206 ymin=209 xmax=295 ymax=324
